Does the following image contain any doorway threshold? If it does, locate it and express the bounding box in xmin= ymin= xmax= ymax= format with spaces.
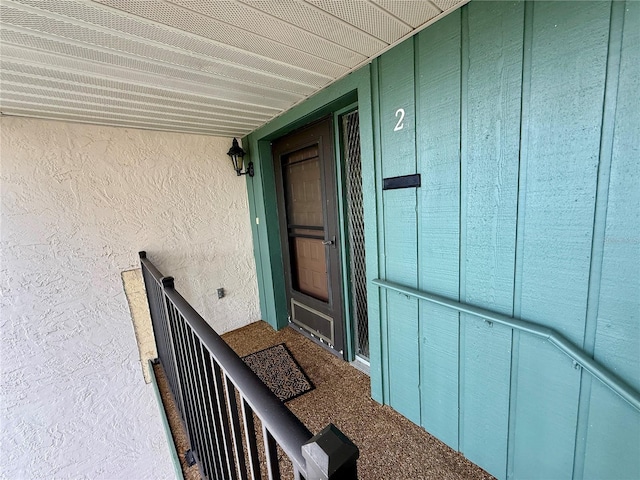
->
xmin=287 ymin=322 xmax=344 ymax=359
xmin=350 ymin=356 xmax=370 ymax=376
xmin=288 ymin=322 xmax=371 ymax=377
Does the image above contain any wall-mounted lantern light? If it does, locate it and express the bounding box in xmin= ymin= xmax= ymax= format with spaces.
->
xmin=227 ymin=138 xmax=253 ymax=177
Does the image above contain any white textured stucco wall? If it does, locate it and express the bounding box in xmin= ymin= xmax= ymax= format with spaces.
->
xmin=0 ymin=117 xmax=260 ymax=479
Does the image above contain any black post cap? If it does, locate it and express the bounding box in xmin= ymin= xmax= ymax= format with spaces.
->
xmin=302 ymin=423 xmax=359 ymax=480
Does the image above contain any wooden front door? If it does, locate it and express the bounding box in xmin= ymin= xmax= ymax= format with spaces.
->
xmin=273 ymin=117 xmax=344 ymax=354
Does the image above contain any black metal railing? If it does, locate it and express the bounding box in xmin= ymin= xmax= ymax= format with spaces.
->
xmin=140 ymin=252 xmax=358 ymax=480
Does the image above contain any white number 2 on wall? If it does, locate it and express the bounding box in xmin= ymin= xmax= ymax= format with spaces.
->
xmin=394 ymin=108 xmax=405 ymax=132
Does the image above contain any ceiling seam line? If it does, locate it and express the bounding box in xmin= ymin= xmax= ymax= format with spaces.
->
xmin=426 ymin=0 xmax=446 ymax=15
xmin=0 ymin=98 xmax=259 ymax=129
xmin=145 ymin=0 xmax=360 ymax=69
xmin=227 ymin=0 xmax=376 ymax=58
xmin=0 ymin=105 xmax=247 ymax=133
xmin=0 ymin=111 xmax=244 ymax=136
xmin=48 ymin=0 xmax=351 ymax=75
xmin=0 ymin=80 xmax=273 ymax=121
xmin=3 ymin=0 xmax=349 ymax=75
xmin=1 ymin=3 xmax=338 ymax=84
xmin=365 ymin=0 xmax=417 ymax=30
xmin=0 ymin=24 xmax=324 ymax=94
xmin=297 ymin=0 xmax=403 ymax=43
xmin=0 ymin=61 xmax=282 ymax=114
xmin=0 ymin=58 xmax=291 ymax=112
xmin=0 ymin=90 xmax=263 ymax=126
xmin=0 ymin=72 xmax=272 ymax=122
xmin=369 ymin=0 xmax=449 ymax=27
xmin=275 ymin=0 xmax=392 ymax=45
xmin=0 ymin=39 xmax=305 ymax=109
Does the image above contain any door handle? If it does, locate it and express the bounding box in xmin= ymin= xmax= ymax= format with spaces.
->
xmin=322 ymin=236 xmax=335 ymax=246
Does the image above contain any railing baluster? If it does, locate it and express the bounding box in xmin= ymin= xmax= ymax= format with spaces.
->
xmin=195 ymin=339 xmax=225 ymax=480
xmin=172 ymin=307 xmax=200 ymax=455
xmin=154 ymin=283 xmax=168 ymax=364
xmin=160 ymin=283 xmax=185 ymax=420
xmin=146 ymin=272 xmax=182 ymax=409
xmin=178 ymin=314 xmax=207 ymax=471
xmin=158 ymin=277 xmax=190 ymax=439
xmin=240 ymin=398 xmax=261 ymax=480
xmin=263 ymin=425 xmax=281 ymax=480
xmin=211 ymin=363 xmax=239 ymax=480
xmin=167 ymin=303 xmax=191 ymax=431
xmin=224 ymin=377 xmax=249 ymax=480
xmin=196 ymin=342 xmax=224 ymax=480
xmin=146 ymin=276 xmax=163 ymax=354
xmin=203 ymin=353 xmax=230 ymax=479
xmin=185 ymin=324 xmax=211 ymax=477
xmin=192 ymin=331 xmax=217 ymax=478
xmin=160 ymin=289 xmax=178 ymax=405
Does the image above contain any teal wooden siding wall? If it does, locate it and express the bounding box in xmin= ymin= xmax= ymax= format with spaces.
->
xmin=370 ymin=2 xmax=639 ymax=479
xmin=245 ymin=1 xmax=639 ymax=479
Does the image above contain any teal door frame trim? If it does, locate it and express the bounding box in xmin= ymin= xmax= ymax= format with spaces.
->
xmin=373 ymin=278 xmax=640 ymax=412
xmin=242 ymin=66 xmax=383 ymax=396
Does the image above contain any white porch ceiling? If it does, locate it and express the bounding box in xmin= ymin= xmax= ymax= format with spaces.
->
xmin=0 ymin=0 xmax=467 ymax=137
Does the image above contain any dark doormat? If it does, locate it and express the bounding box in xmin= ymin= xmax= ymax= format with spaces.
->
xmin=241 ymin=343 xmax=314 ymax=402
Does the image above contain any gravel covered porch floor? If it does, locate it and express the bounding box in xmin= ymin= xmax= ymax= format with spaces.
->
xmin=221 ymin=320 xmax=493 ymax=480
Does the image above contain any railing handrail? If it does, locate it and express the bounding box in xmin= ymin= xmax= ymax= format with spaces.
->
xmin=372 ymin=278 xmax=640 ymax=413
xmin=140 ymin=255 xmax=313 ymax=473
